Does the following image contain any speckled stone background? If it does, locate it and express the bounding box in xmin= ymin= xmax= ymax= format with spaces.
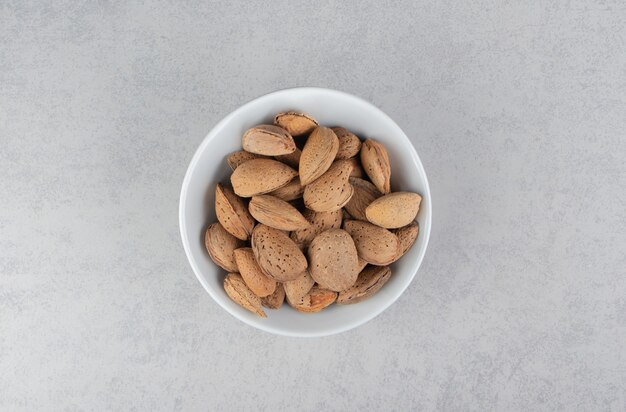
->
xmin=1 ymin=1 xmax=625 ymax=410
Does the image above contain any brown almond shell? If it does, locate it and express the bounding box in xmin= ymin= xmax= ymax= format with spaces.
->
xmin=337 ymin=266 xmax=391 ymax=305
xmin=274 ymin=112 xmax=318 ymax=136
xmin=242 ymin=124 xmax=296 ymax=156
xmin=268 ymin=177 xmax=304 ymax=202
xmin=365 ymin=192 xmax=422 ymax=229
xmin=231 ymin=158 xmax=297 ymax=197
xmin=332 ymin=127 xmax=362 ymax=159
xmin=283 ymin=270 xmax=316 ymax=303
xmin=360 ymin=139 xmax=391 ymax=194
xmin=303 ymin=160 xmax=354 ymax=212
xmin=343 ymin=220 xmax=400 ymax=266
xmin=234 ymin=248 xmax=277 ymax=297
xmin=249 ymin=195 xmax=310 ymax=231
xmin=227 ymin=150 xmax=266 ymax=171
xmin=261 ymin=283 xmax=286 ymax=309
xmin=251 ymin=224 xmax=308 ymax=282
xmin=308 ymin=228 xmax=359 ymax=292
xmin=290 ymin=208 xmax=343 ymax=247
xmin=215 ymin=183 xmax=255 ymax=240
xmin=344 ymin=177 xmax=381 ymax=221
xmin=205 ymin=223 xmax=244 ymax=272
xmin=224 ymin=273 xmax=267 ymax=317
xmin=299 ymin=127 xmax=339 ymax=185
xmin=391 ymin=221 xmax=419 ymax=262
xmin=289 ymin=286 xmax=337 ymax=313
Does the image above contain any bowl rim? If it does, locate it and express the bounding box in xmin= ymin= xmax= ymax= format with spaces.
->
xmin=179 ymin=87 xmax=432 ymax=337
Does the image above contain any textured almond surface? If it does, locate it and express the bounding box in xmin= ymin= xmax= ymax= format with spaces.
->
xmin=261 ymin=283 xmax=285 ymax=309
xmin=215 ymin=183 xmax=255 ymax=240
xmin=303 ymin=160 xmax=354 ymax=212
xmin=343 ymin=220 xmax=400 ymax=265
xmin=360 ymin=139 xmax=391 ymax=194
xmin=392 ymin=221 xmax=419 ymax=262
xmin=344 ymin=177 xmax=382 ymax=221
xmin=299 ymin=126 xmax=339 ymax=185
xmin=274 ymin=112 xmax=318 ymax=136
xmin=308 ymin=229 xmax=359 ymax=292
xmin=251 ymin=224 xmax=308 ymax=282
xmin=231 ymin=158 xmax=297 ymax=197
xmin=223 ymin=273 xmax=266 ymax=317
xmin=234 ymin=248 xmax=277 ymax=297
xmin=337 ymin=266 xmax=391 ymax=305
xmin=242 ymin=124 xmax=296 ymax=156
xmin=290 ymin=208 xmax=343 ymax=247
xmin=249 ymin=195 xmax=310 ymax=231
xmin=226 ymin=150 xmax=265 ymax=171
xmin=275 ymin=147 xmax=301 ymax=169
xmin=283 ymin=270 xmax=315 ymax=303
xmin=365 ymin=192 xmax=422 ymax=229
xmin=346 ymin=157 xmax=364 ymax=178
xmin=356 ymin=257 xmax=368 ymax=273
xmin=332 ymin=127 xmax=362 ymax=159
xmin=289 ymin=286 xmax=337 ymax=313
xmin=267 ymin=177 xmax=304 ymax=201
xmin=204 ymin=223 xmax=244 ymax=272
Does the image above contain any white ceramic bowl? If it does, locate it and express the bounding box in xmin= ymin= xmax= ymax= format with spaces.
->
xmin=179 ymin=87 xmax=431 ymax=337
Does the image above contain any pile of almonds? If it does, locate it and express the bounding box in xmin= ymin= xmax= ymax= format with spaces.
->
xmin=205 ymin=112 xmax=421 ymax=317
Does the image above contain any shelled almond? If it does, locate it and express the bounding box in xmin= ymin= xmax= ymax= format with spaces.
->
xmin=203 ymin=111 xmax=422 ymax=317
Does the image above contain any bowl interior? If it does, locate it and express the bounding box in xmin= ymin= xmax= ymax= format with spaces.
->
xmin=180 ymin=88 xmax=431 ymax=337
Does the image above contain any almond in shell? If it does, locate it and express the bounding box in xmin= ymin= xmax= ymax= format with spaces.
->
xmin=268 ymin=177 xmax=304 ymax=201
xmin=289 ymin=286 xmax=337 ymax=313
xmin=391 ymin=221 xmax=419 ymax=262
xmin=249 ymin=195 xmax=310 ymax=231
xmin=274 ymin=112 xmax=318 ymax=136
xmin=227 ymin=150 xmax=266 ymax=171
xmin=332 ymin=127 xmax=362 ymax=159
xmin=365 ymin=192 xmax=422 ymax=229
xmin=223 ymin=273 xmax=266 ymax=317
xmin=303 ymin=160 xmax=354 ymax=212
xmin=234 ymin=248 xmax=277 ymax=297
xmin=215 ymin=183 xmax=255 ymax=240
xmin=337 ymin=266 xmax=391 ymax=305
xmin=344 ymin=177 xmax=381 ymax=221
xmin=242 ymin=125 xmax=296 ymax=156
xmin=231 ymin=158 xmax=297 ymax=197
xmin=360 ymin=139 xmax=391 ymax=194
xmin=283 ymin=270 xmax=315 ymax=303
xmin=290 ymin=208 xmax=343 ymax=247
xmin=251 ymin=224 xmax=308 ymax=282
xmin=261 ymin=283 xmax=285 ymax=309
xmin=299 ymin=126 xmax=339 ymax=185
xmin=308 ymin=228 xmax=360 ymax=292
xmin=275 ymin=148 xmax=301 ymax=169
xmin=343 ymin=220 xmax=400 ymax=266
xmin=205 ymin=223 xmax=243 ymax=272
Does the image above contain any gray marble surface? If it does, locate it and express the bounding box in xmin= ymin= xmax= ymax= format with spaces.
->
xmin=2 ymin=1 xmax=625 ymax=411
